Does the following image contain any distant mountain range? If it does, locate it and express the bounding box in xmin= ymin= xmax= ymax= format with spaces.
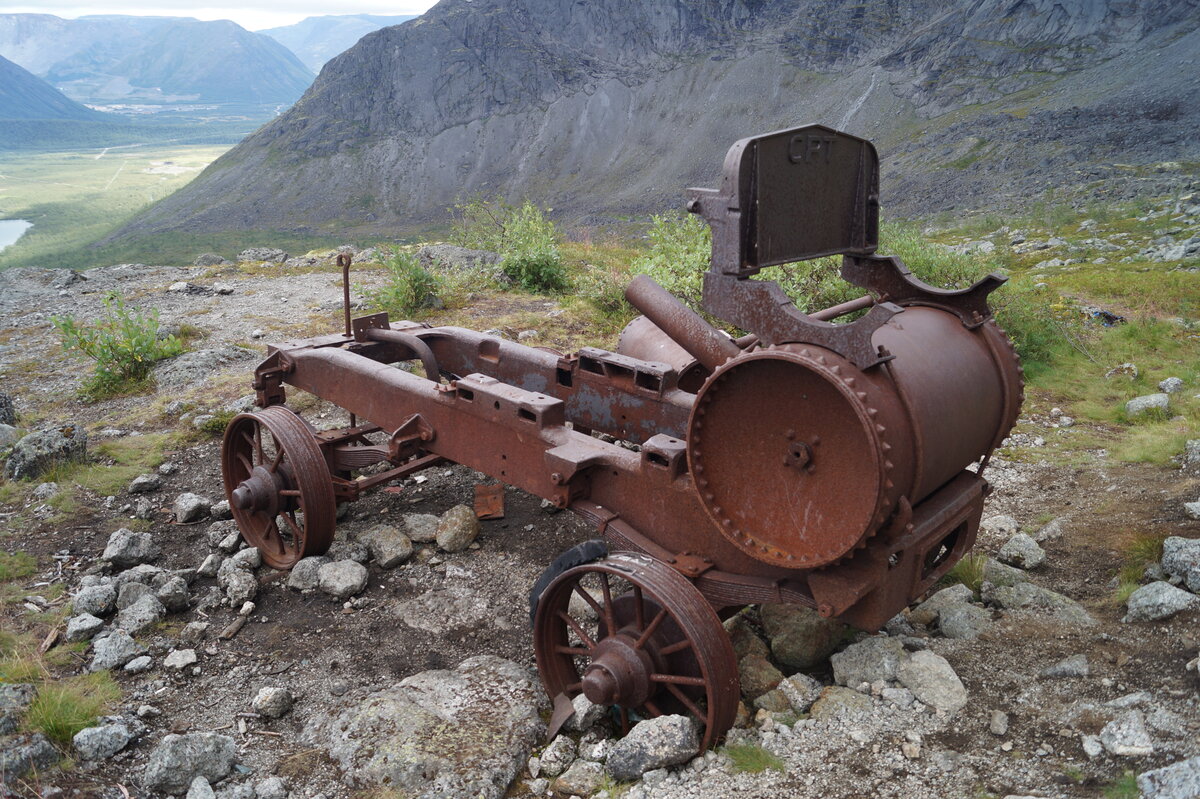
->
xmin=260 ymin=15 xmax=416 ymax=72
xmin=0 ymin=14 xmax=314 ymax=106
xmin=0 ymin=53 xmax=104 ymax=120
xmin=107 ymin=0 xmax=1200 ymax=245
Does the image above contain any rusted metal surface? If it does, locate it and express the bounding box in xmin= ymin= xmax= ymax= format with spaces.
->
xmin=220 ymin=123 xmax=1024 ymax=748
xmin=474 ymin=483 xmax=505 ymax=520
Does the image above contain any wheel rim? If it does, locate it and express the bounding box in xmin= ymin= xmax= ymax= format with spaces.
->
xmin=221 ymin=406 xmax=336 ymax=569
xmin=533 ymin=552 xmax=739 ymax=749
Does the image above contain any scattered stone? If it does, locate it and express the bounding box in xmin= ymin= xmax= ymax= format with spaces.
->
xmin=117 ymin=594 xmax=167 ymax=635
xmin=103 ymin=527 xmax=158 ymax=568
xmin=0 ymin=684 xmax=36 ymax=735
xmin=1105 ymin=363 xmax=1139 ymax=380
xmin=65 ymin=613 xmax=105 ymax=642
xmin=554 ymin=759 xmax=604 ymax=795
xmin=759 ymin=603 xmax=845 ymax=670
xmin=198 ymin=554 xmax=223 ymax=578
xmin=154 ymin=346 xmax=254 ymax=388
xmin=124 ymin=656 xmax=153 ymax=674
xmin=218 ymin=557 xmax=259 ymax=605
xmin=1185 ymin=502 xmax=1200 ymax=521
xmin=254 ymin=776 xmax=287 ymax=799
xmin=539 ymin=735 xmax=576 ymax=778
xmin=738 ymin=653 xmax=783 ymax=700
xmin=194 ymin=253 xmax=229 ymax=267
xmin=238 ymin=247 xmax=288 ymax=263
xmin=831 ymin=636 xmax=907 ymax=687
xmin=997 ymin=533 xmax=1046 ymax=569
xmin=982 ymin=558 xmax=1030 ymax=587
xmin=229 ymin=547 xmax=261 ymax=570
xmin=252 ymin=686 xmax=293 ymax=719
xmin=156 ymin=576 xmax=191 ymax=613
xmin=435 ymin=504 xmax=480 ymax=552
xmin=175 ymin=493 xmax=212 ymax=523
xmin=1122 ymin=581 xmax=1200 ymax=622
xmin=989 ymin=710 xmax=1009 ymax=736
xmin=1126 ymin=393 xmax=1170 ymax=417
xmin=1183 ymin=440 xmax=1200 ymax=474
xmin=938 ymin=604 xmax=992 ymax=640
xmin=0 ymin=393 xmax=15 ymax=426
xmin=980 ymin=515 xmax=1019 ymax=539
xmin=809 ymin=686 xmax=872 ymax=720
xmin=74 ymin=583 xmax=118 ymax=618
xmin=115 ymin=563 xmax=165 ymax=587
xmin=143 ymin=732 xmax=238 ymax=794
xmin=777 ymin=672 xmax=824 ymax=713
xmin=129 ymin=473 xmax=162 ymax=494
xmin=1138 ymin=755 xmax=1200 ymax=798
xmin=73 ymin=722 xmax=131 ymax=760
xmin=0 ymin=733 xmax=58 ymax=782
xmin=89 ymin=629 xmax=148 ymax=671
xmin=360 ymin=524 xmax=413 ymax=568
xmin=0 ymin=423 xmax=18 ymax=448
xmin=31 ymin=480 xmax=57 ymax=500
xmin=318 ymin=560 xmax=368 ymax=599
xmin=326 ymin=539 xmax=369 ymax=564
xmin=567 ymin=693 xmax=606 ymax=733
xmin=164 ymin=648 xmax=198 ymax=671
xmin=186 ymin=776 xmax=216 ymax=799
xmin=403 ymin=513 xmax=440 ymax=543
xmin=985 ymin=582 xmax=1096 ymax=626
xmin=1158 ymin=377 xmax=1185 ymax=393
xmin=3 ymin=425 xmax=87 ymax=480
xmin=606 ymin=715 xmax=699 ymax=781
xmin=910 ymin=583 xmax=974 ymax=626
xmin=896 ymin=651 xmax=968 ymax=715
xmin=210 ymin=500 xmax=232 ymax=520
xmin=1082 ymin=735 xmax=1104 ymax=758
xmin=1100 ymin=710 xmax=1154 ymax=756
xmin=302 ymin=655 xmax=543 ymax=799
xmin=219 ymin=531 xmax=242 ymax=553
xmin=1161 ymin=537 xmax=1200 ymax=592
xmin=180 ymin=622 xmax=211 ymax=648
xmin=287 ymin=556 xmax=329 ymax=591
xmin=1039 ymin=654 xmax=1089 ymax=678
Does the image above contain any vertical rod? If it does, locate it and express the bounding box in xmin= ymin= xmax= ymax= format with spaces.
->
xmin=337 ymin=252 xmax=353 ymax=337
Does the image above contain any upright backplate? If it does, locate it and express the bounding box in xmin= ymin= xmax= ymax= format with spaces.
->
xmin=687 ymin=124 xmax=880 ymax=276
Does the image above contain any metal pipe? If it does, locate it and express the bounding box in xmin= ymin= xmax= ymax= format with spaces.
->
xmin=337 ymin=253 xmax=353 ymax=337
xmin=363 ymin=328 xmax=441 ymax=382
xmin=809 ymin=294 xmax=874 ymax=322
xmin=624 ymin=275 xmax=741 ymax=372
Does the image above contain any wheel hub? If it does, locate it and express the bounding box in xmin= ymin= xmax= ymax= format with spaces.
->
xmin=582 ymin=630 xmax=658 ymax=708
xmin=230 ymin=465 xmax=285 ymax=517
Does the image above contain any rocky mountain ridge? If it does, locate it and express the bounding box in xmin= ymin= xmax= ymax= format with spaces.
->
xmin=107 ymin=0 xmax=1200 ymax=246
xmin=0 ymin=54 xmax=105 ymax=121
xmin=259 ymin=14 xmax=418 ymax=72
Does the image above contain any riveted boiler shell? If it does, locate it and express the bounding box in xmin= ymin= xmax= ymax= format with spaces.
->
xmin=687 ymin=349 xmax=890 ymax=568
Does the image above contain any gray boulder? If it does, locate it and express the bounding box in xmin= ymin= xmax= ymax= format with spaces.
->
xmin=1158 ymin=377 xmax=1184 ymax=393
xmin=73 ymin=721 xmax=131 ymax=760
xmin=89 ymin=629 xmax=148 ymax=671
xmin=217 ymin=557 xmax=259 ymax=605
xmin=129 ymin=473 xmax=163 ymax=493
xmin=436 ymin=504 xmax=480 ymax=552
xmin=194 ymin=253 xmax=229 ymax=266
xmin=831 ymin=636 xmax=907 ymax=687
xmin=186 ymin=776 xmax=215 ymax=799
xmin=737 ymin=653 xmax=783 ymax=700
xmin=553 ymin=760 xmax=604 ymax=795
xmin=0 ymin=423 xmax=18 ymax=448
xmin=157 ymin=576 xmax=191 ymax=613
xmin=1139 ymin=755 xmax=1200 ymax=798
xmin=0 ymin=392 xmax=15 ymax=425
xmin=417 ymin=244 xmax=503 ymax=274
xmin=1126 ymin=393 xmax=1169 ymax=417
xmin=74 ymin=583 xmax=117 ymax=617
xmin=254 ymin=777 xmax=288 ymax=799
xmin=252 ymin=686 xmax=293 ymax=719
xmin=538 ymin=734 xmax=576 ymax=778
xmin=1161 ymin=537 xmax=1200 ymax=592
xmin=0 ymin=733 xmax=58 ymax=782
xmin=938 ymin=604 xmax=992 ymax=640
xmin=896 ymin=651 xmax=968 ymax=715
xmin=3 ymin=425 xmax=86 ymax=480
xmin=175 ymin=493 xmax=212 ymax=523
xmin=103 ymin=527 xmax=159 ymax=568
xmin=403 ymin=513 xmax=440 ymax=543
xmin=1039 ymin=654 xmax=1089 ymax=678
xmin=1101 ymin=709 xmax=1154 ymax=756
xmin=759 ymin=603 xmax=845 ymax=670
xmin=164 ymin=649 xmax=198 ymax=671
xmin=154 ymin=346 xmax=254 ymax=388
xmin=1183 ymin=440 xmax=1200 ymax=474
xmin=985 ymin=582 xmax=1096 ymax=626
xmin=809 ymin=686 xmax=872 ymax=720
xmin=65 ymin=613 xmax=105 ymax=642
xmin=117 ymin=594 xmax=167 ymax=635
xmin=117 ymin=581 xmax=154 ymax=610
xmin=777 ymin=672 xmax=824 ymax=714
xmin=287 ymin=556 xmax=328 ymax=591
xmin=237 ymin=247 xmax=288 ymax=263
xmin=605 ymin=715 xmax=699 ymax=781
xmin=318 ymin=560 xmax=368 ymax=599
xmin=982 ymin=558 xmax=1030 ymax=587
xmin=1123 ymin=581 xmax=1200 ymax=623
xmin=302 ymin=655 xmax=543 ymax=798
xmin=360 ymin=524 xmax=413 ymax=568
xmin=0 ymin=684 xmax=36 ymax=735
xmin=325 ymin=539 xmax=369 ymax=564
xmin=910 ymin=583 xmax=974 ymax=626
xmin=143 ymin=732 xmax=238 ymax=794
xmin=997 ymin=533 xmax=1045 ymax=569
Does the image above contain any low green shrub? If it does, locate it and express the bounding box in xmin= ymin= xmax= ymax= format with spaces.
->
xmin=723 ymin=742 xmax=785 ymax=773
xmin=451 ymin=197 xmax=568 ymax=293
xmin=52 ymin=292 xmax=183 ymax=399
xmin=369 ymin=249 xmax=441 ymax=317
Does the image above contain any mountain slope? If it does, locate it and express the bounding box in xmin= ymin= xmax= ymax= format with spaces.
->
xmin=0 ymin=53 xmax=103 ymax=120
xmin=109 ymin=0 xmax=1200 ymax=243
xmin=0 ymin=14 xmax=314 ymax=105
xmin=260 ymin=14 xmax=417 ymax=72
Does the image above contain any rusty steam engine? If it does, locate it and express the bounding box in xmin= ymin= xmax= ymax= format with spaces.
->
xmin=220 ymin=125 xmax=1023 ymax=747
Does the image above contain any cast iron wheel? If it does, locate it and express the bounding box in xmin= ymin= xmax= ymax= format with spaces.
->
xmin=221 ymin=406 xmax=336 ymax=569
xmin=532 ymin=552 xmax=739 ymax=749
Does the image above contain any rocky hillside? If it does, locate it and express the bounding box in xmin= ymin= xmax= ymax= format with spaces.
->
xmin=0 ymin=54 xmax=104 ymax=120
xmin=260 ymin=14 xmax=418 ymax=72
xmin=107 ymin=0 xmax=1200 ymax=245
xmin=0 ymin=14 xmax=314 ymax=106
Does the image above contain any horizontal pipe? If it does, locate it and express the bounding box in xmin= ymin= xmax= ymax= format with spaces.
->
xmin=363 ymin=328 xmax=440 ymax=382
xmin=624 ymin=275 xmax=741 ymax=372
xmin=809 ymin=294 xmax=874 ymax=322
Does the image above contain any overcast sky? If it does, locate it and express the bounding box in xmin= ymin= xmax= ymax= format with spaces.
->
xmin=0 ymin=1 xmax=438 ymax=31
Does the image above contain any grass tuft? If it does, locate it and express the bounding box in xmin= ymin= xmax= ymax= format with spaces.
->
xmin=24 ymin=672 xmax=120 ymax=746
xmin=723 ymin=742 xmax=785 ymax=774
xmin=0 ymin=551 xmax=36 ymax=582
xmin=946 ymin=553 xmax=988 ymax=595
xmin=1103 ymin=771 xmax=1139 ymax=799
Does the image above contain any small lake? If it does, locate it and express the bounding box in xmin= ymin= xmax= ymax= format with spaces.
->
xmin=0 ymin=220 xmax=32 ymax=252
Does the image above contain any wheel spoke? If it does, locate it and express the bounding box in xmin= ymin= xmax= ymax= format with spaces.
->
xmin=557 ymin=610 xmax=597 ymax=650
xmin=634 ymin=608 xmax=668 ymax=649
xmin=253 ymin=425 xmax=265 ymax=460
xmin=651 ymin=673 xmax=706 ymax=687
xmin=278 ymin=489 xmax=302 ymax=497
xmin=263 ymin=519 xmax=285 ymax=554
xmin=571 ymin=584 xmax=604 ymax=618
xmin=599 ymin=573 xmax=617 ymax=638
xmin=659 ymin=639 xmax=693 ymax=656
xmin=664 ymin=681 xmax=706 ymax=721
xmin=241 ymin=431 xmax=259 ymax=463
xmin=280 ymin=511 xmax=304 ymax=546
xmin=554 ymin=645 xmax=591 ymax=656
xmin=633 ymin=585 xmax=645 ymax=631
xmin=236 ymin=452 xmax=254 ymax=473
xmin=267 ymin=448 xmax=284 ymax=473
xmin=642 ymin=699 xmax=664 ymax=718
xmin=618 ymin=707 xmax=630 ymax=735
